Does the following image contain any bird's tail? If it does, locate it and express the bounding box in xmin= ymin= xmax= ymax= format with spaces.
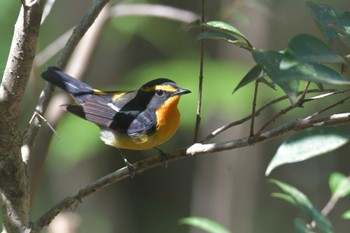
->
xmin=41 ymin=67 xmax=93 ymax=102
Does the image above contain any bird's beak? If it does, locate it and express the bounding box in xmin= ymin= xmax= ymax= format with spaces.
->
xmin=173 ymin=88 xmax=191 ymax=96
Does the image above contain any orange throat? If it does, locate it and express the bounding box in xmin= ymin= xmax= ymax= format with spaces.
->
xmin=154 ymin=95 xmax=181 ymax=145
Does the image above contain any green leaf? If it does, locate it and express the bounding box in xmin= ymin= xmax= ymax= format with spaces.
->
xmin=329 ymin=172 xmax=350 ymax=198
xmin=179 ymin=217 xmax=231 ymax=233
xmin=197 ymin=30 xmax=250 ymax=49
xmin=307 ymin=1 xmax=350 ymax=45
xmin=311 ymin=208 xmax=334 ymax=233
xmin=295 ymin=218 xmax=316 ymax=233
xmin=198 ymin=30 xmax=238 ymax=42
xmin=278 ymin=63 xmax=350 ymax=85
xmin=253 ymin=49 xmax=299 ymax=104
xmin=277 ymin=79 xmax=300 ymax=104
xmin=266 ymin=127 xmax=350 ymax=175
xmin=342 ymin=210 xmax=350 ymax=219
xmin=203 ymin=21 xmax=247 ymax=41
xmin=271 ymin=192 xmax=297 ymax=205
xmin=233 ymin=65 xmax=263 ymax=93
xmin=270 ymin=179 xmax=313 ymax=212
xmin=281 ymin=34 xmax=343 ymax=69
xmin=200 ymin=21 xmax=253 ymax=50
xmin=270 ymin=179 xmax=334 ymax=233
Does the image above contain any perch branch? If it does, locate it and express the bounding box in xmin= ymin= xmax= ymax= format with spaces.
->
xmin=30 ymin=111 xmax=350 ymax=232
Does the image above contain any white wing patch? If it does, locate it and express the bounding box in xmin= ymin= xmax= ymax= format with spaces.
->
xmin=107 ymin=103 xmax=121 ymax=112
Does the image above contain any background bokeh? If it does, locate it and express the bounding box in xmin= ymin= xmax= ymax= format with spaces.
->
xmin=1 ymin=0 xmax=350 ymax=232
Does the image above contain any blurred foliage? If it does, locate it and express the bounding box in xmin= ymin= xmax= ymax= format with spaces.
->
xmin=329 ymin=172 xmax=350 ymax=199
xmin=270 ymin=179 xmax=334 ymax=233
xmin=179 ymin=216 xmax=231 ymax=233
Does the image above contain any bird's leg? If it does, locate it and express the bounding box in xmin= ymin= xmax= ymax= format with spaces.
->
xmin=118 ymin=149 xmax=135 ymax=178
xmin=154 ymin=147 xmax=168 ymax=168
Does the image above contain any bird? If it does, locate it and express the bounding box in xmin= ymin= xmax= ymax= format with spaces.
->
xmin=41 ymin=67 xmax=191 ymax=169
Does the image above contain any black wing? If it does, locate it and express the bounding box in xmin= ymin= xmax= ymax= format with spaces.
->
xmin=65 ymin=91 xmax=156 ymax=134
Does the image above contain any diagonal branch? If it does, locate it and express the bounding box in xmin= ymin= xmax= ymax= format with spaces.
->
xmin=30 ymin=111 xmax=350 ymax=232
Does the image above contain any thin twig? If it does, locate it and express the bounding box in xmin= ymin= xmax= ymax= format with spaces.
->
xmin=194 ymin=0 xmax=205 ymax=142
xmin=297 ymin=81 xmax=311 ymax=106
xmin=249 ymin=80 xmax=260 ymax=137
xmin=202 ymin=88 xmax=338 ymax=143
xmin=305 ymin=95 xmax=350 ymax=121
xmin=254 ymin=82 xmax=321 ymax=138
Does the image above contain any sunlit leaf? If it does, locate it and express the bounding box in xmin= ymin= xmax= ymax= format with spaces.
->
xmin=281 ymin=34 xmax=343 ymax=69
xmin=179 ymin=217 xmax=231 ymax=233
xmin=266 ymin=127 xmax=350 ymax=175
xmin=200 ymin=21 xmax=253 ymax=50
xmin=329 ymin=172 xmax=350 ymax=198
xmin=203 ymin=21 xmax=247 ymax=41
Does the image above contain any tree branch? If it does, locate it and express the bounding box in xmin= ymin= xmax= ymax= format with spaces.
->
xmin=188 ymin=112 xmax=350 ymax=155
xmin=0 ymin=1 xmax=46 ymax=232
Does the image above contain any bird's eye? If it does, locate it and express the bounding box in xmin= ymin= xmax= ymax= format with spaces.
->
xmin=156 ymin=90 xmax=165 ymax=97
